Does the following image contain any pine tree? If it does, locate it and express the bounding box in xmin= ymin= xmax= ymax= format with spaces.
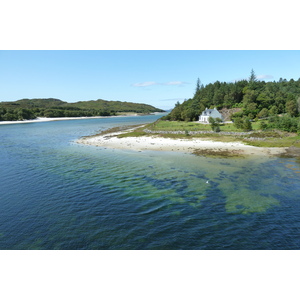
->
xmin=195 ymin=78 xmax=201 ymax=95
xmin=249 ymin=69 xmax=257 ymax=83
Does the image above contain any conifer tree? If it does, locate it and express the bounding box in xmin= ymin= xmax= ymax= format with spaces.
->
xmin=249 ymin=69 xmax=257 ymax=83
xmin=195 ymin=78 xmax=201 ymax=95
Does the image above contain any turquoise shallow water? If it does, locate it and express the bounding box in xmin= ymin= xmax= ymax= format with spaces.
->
xmin=1 ymin=115 xmax=300 ymax=249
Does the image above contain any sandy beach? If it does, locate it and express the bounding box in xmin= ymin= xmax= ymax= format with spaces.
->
xmin=77 ymin=126 xmax=288 ymax=157
xmin=0 ymin=116 xmax=111 ymax=125
xmin=0 ymin=112 xmax=166 ymax=125
xmin=0 ymin=114 xmax=147 ymax=125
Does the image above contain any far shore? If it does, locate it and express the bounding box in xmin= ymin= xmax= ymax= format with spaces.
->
xmin=0 ymin=113 xmax=160 ymax=125
xmin=77 ymin=125 xmax=288 ymax=157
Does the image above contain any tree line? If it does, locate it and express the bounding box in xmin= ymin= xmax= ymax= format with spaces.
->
xmin=0 ymin=98 xmax=164 ymax=121
xmin=0 ymin=107 xmax=113 ymax=121
xmin=164 ymin=70 xmax=300 ymax=124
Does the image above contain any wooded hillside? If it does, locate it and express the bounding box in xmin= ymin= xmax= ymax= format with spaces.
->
xmin=165 ymin=70 xmax=300 ymax=122
xmin=0 ymin=98 xmax=164 ymax=121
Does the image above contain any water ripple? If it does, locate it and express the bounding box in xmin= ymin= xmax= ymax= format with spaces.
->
xmin=1 ymin=117 xmax=300 ymax=249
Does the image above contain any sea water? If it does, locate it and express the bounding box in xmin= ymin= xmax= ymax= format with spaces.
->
xmin=0 ymin=114 xmax=300 ymax=249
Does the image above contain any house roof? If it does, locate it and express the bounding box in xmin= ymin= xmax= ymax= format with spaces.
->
xmin=200 ymin=107 xmax=223 ymax=119
xmin=202 ymin=109 xmax=215 ymax=116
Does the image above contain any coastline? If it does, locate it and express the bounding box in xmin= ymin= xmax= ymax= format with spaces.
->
xmin=0 ymin=113 xmax=153 ymax=125
xmin=77 ymin=125 xmax=288 ymax=157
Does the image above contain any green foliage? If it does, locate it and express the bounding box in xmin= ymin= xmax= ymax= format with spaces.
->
xmin=232 ymin=117 xmax=243 ymax=129
xmin=243 ymin=118 xmax=253 ymax=131
xmin=168 ymin=99 xmax=200 ymax=121
xmin=0 ymin=98 xmax=164 ymax=121
xmin=233 ymin=117 xmax=252 ymax=131
xmin=249 ymin=69 xmax=257 ymax=82
xmin=269 ymin=105 xmax=278 ymax=116
xmin=149 ymin=120 xmax=263 ymax=133
xmin=169 ymin=101 xmax=184 ymax=121
xmin=259 ymin=121 xmax=268 ymax=130
xmin=208 ymin=116 xmax=221 ymax=132
xmin=0 ymin=107 xmax=36 ymax=121
xmin=194 ymin=78 xmax=201 ymax=96
xmin=166 ymin=70 xmax=300 ymax=124
xmin=231 ymin=111 xmax=244 ymax=120
xmin=266 ymin=115 xmax=298 ymax=132
xmin=286 ymin=100 xmax=298 ymax=116
xmin=162 ymin=69 xmax=300 ymax=135
xmin=257 ymin=108 xmax=269 ymax=119
xmin=160 ymin=114 xmax=171 ymax=121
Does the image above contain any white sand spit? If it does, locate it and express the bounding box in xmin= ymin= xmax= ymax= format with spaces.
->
xmin=0 ymin=113 xmax=150 ymax=125
xmin=0 ymin=116 xmax=113 ymax=125
xmin=77 ymin=127 xmax=287 ymax=157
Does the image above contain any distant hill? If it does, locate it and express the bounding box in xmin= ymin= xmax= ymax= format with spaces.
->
xmin=0 ymin=98 xmax=165 ymax=121
xmin=73 ymin=99 xmax=164 ymax=113
xmin=10 ymin=98 xmax=68 ymax=108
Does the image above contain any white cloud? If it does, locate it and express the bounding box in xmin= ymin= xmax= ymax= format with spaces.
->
xmin=257 ymin=74 xmax=274 ymax=80
xmin=164 ymin=81 xmax=188 ymax=86
xmin=132 ymin=81 xmax=157 ymax=87
xmin=132 ymin=81 xmax=188 ymax=87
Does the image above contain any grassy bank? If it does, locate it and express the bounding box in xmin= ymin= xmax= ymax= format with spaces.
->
xmin=146 ymin=120 xmax=262 ymax=132
xmin=118 ymin=120 xmax=300 ymax=148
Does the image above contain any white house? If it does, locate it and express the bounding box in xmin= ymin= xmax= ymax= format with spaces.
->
xmin=199 ymin=107 xmax=224 ymax=123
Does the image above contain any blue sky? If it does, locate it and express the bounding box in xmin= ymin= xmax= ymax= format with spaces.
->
xmin=1 ymin=50 xmax=300 ymax=110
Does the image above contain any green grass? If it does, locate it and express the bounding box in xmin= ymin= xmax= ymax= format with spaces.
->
xmin=118 ymin=130 xmax=148 ymax=138
xmin=147 ymin=120 xmax=262 ymax=132
xmin=118 ymin=120 xmax=300 ymax=149
xmin=244 ymin=135 xmax=300 ymax=148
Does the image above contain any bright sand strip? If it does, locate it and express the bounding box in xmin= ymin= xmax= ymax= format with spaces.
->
xmin=0 ymin=116 xmax=111 ymax=125
xmin=0 ymin=114 xmax=144 ymax=125
xmin=77 ymin=126 xmax=287 ymax=157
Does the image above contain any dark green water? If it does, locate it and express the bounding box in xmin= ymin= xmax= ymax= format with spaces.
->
xmin=1 ymin=115 xmax=300 ymax=249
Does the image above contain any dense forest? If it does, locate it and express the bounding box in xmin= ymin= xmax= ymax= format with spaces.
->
xmin=165 ymin=70 xmax=300 ymax=126
xmin=0 ymin=98 xmax=164 ymax=121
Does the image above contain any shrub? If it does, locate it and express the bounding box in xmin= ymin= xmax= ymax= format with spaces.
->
xmin=233 ymin=117 xmax=252 ymax=131
xmin=243 ymin=118 xmax=252 ymax=131
xmin=233 ymin=117 xmax=243 ymax=129
xmin=267 ymin=115 xmax=298 ymax=132
xmin=257 ymin=108 xmax=269 ymax=119
xmin=259 ymin=121 xmax=268 ymax=130
xmin=208 ymin=116 xmax=221 ymax=132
